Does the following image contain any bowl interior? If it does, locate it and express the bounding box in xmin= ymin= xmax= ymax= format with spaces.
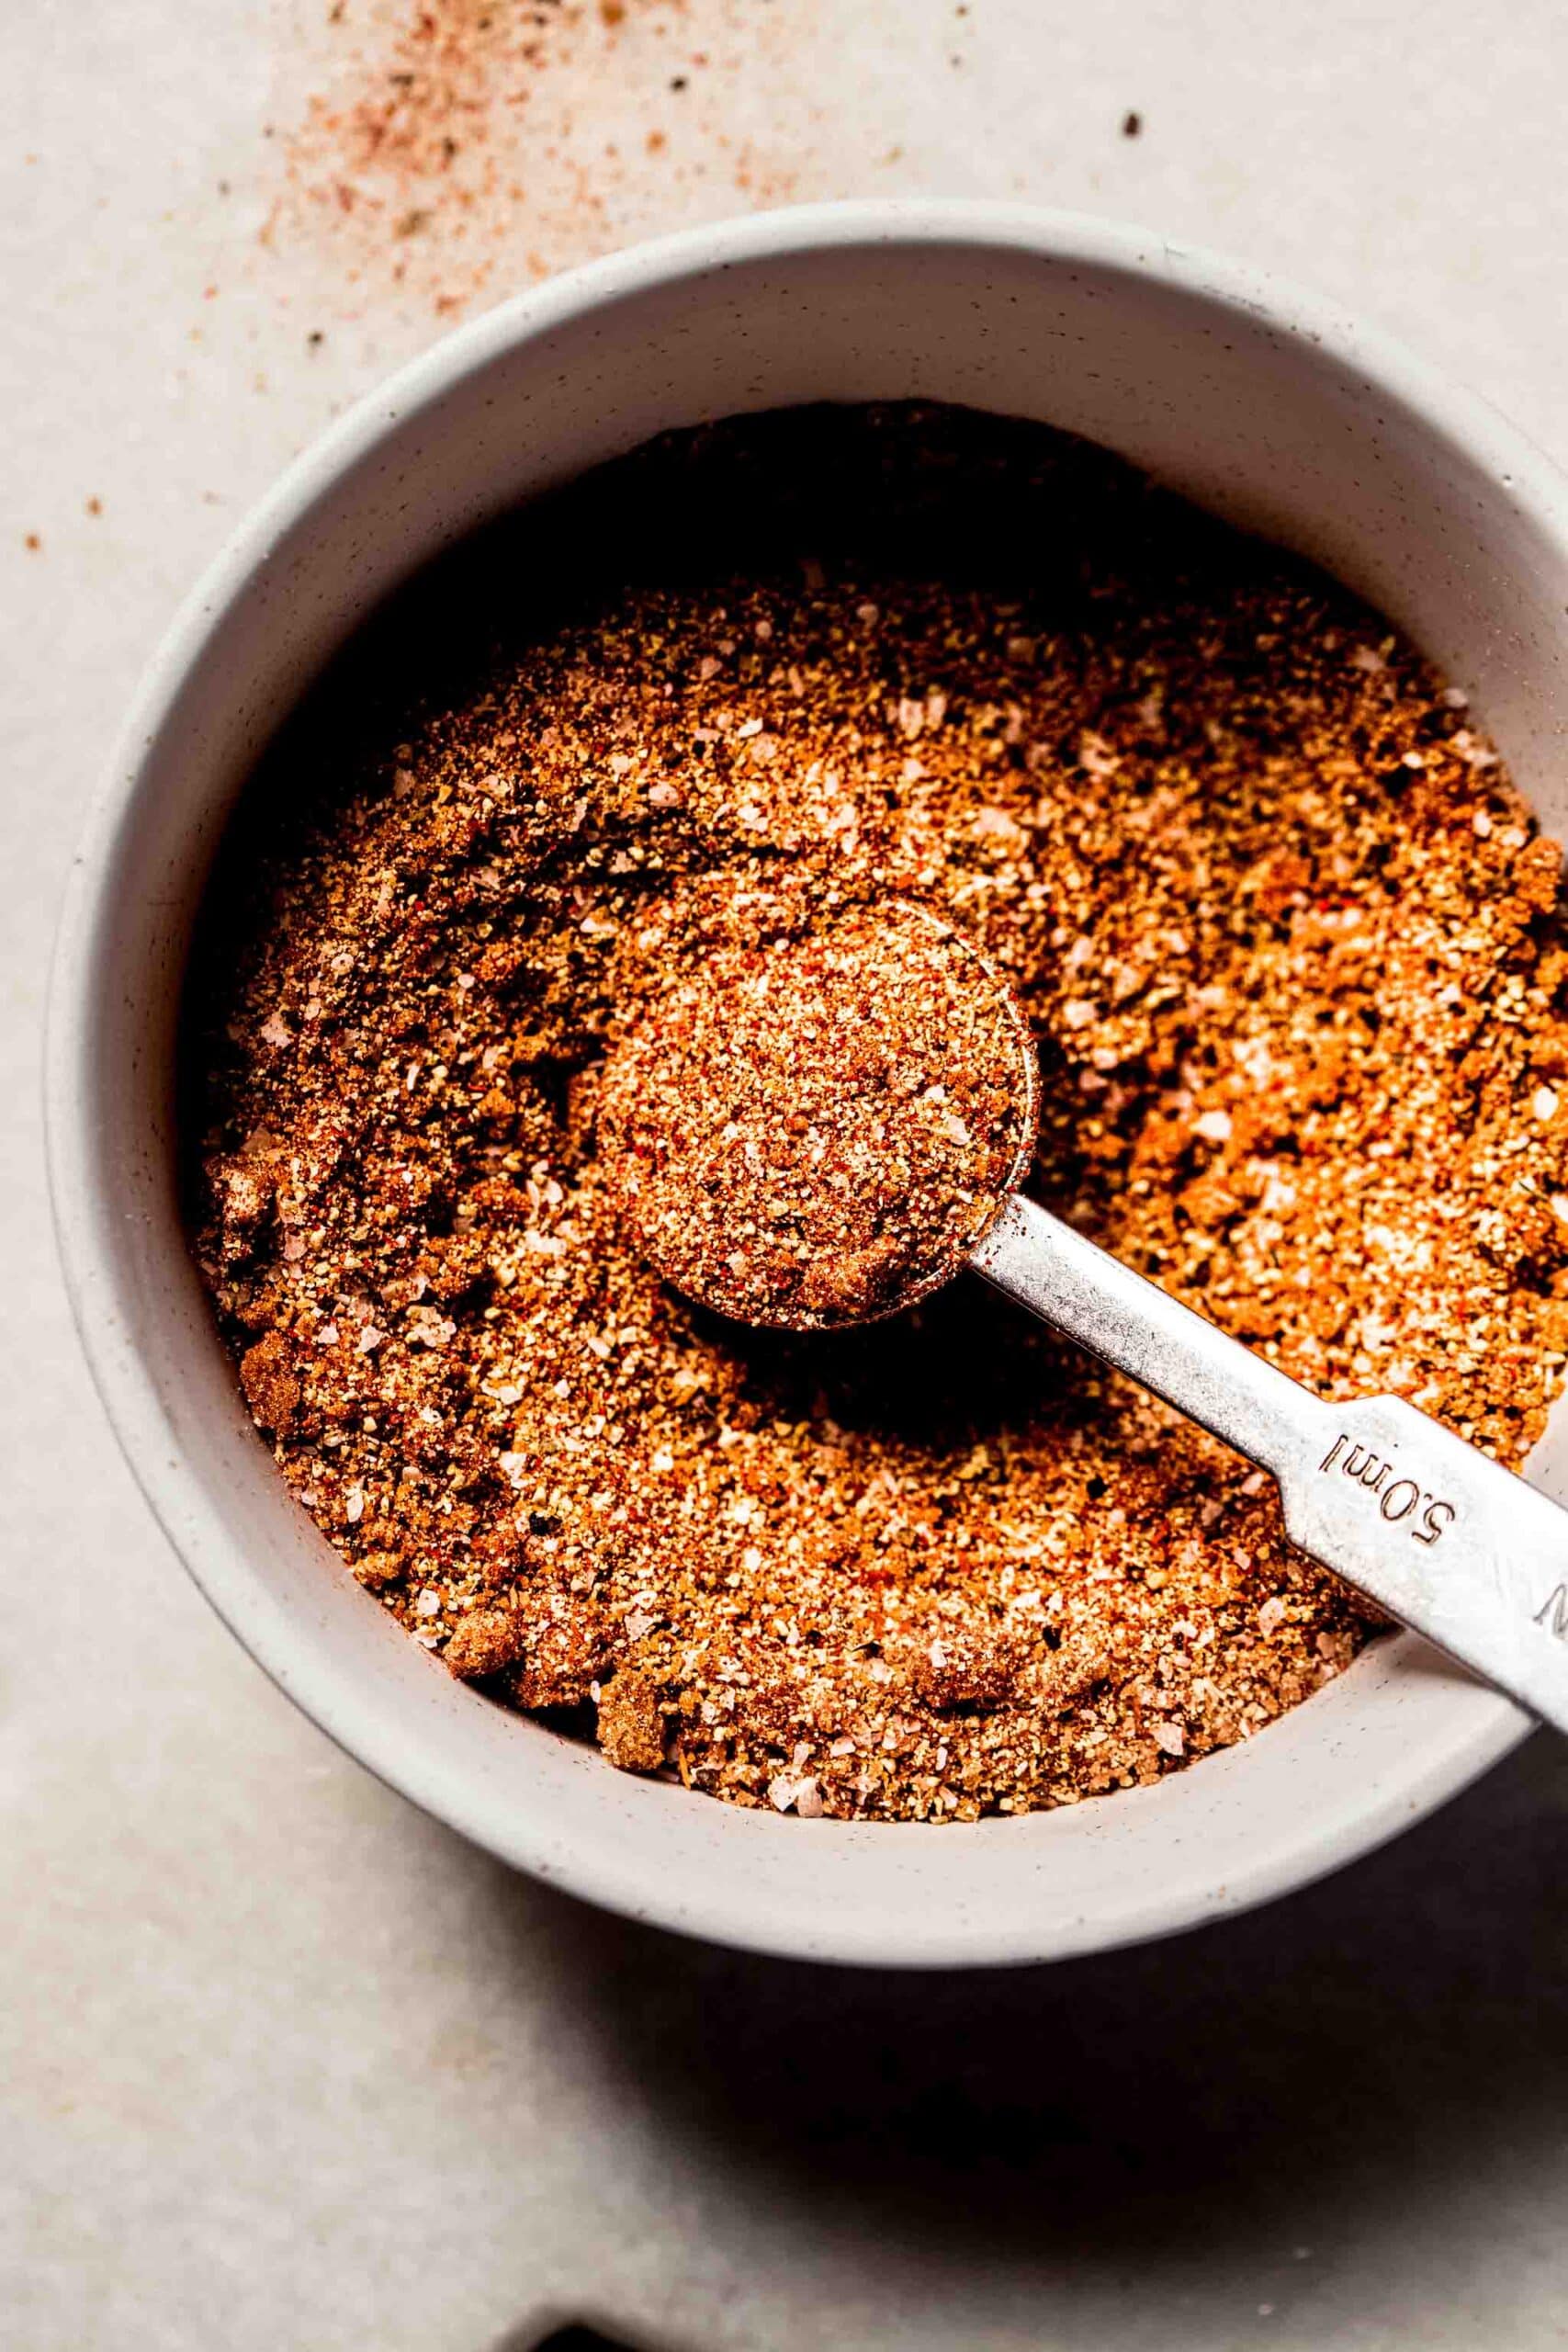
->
xmin=53 ymin=209 xmax=1568 ymax=1966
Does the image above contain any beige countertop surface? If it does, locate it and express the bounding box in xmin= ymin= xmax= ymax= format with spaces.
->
xmin=7 ymin=5 xmax=1568 ymax=2346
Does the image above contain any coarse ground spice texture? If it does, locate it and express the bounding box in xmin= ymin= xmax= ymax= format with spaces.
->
xmin=597 ymin=899 xmax=1036 ymax=1329
xmin=191 ymin=403 xmax=1568 ymax=1822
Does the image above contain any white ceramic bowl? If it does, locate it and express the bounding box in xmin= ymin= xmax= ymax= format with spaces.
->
xmin=49 ymin=201 xmax=1568 ymax=1968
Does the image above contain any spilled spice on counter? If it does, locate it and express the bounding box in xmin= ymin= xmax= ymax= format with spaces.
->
xmin=598 ymin=899 xmax=1034 ymax=1329
xmin=190 ymin=402 xmax=1568 ymax=1822
xmin=264 ymin=0 xmax=807 ymax=317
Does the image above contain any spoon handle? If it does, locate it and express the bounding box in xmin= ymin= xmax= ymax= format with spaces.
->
xmin=971 ymin=1193 xmax=1568 ymax=1735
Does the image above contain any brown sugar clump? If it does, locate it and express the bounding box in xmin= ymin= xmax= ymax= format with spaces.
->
xmin=189 ymin=402 xmax=1568 ymax=1824
xmin=444 ymin=1605 xmax=528 ymax=1680
xmin=596 ymin=1671 xmax=667 ymax=1774
xmin=597 ymin=902 xmax=1034 ymax=1329
xmin=239 ymin=1331 xmax=301 ymax=1436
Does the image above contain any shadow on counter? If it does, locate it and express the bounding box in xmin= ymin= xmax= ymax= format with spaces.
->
xmin=486 ymin=1725 xmax=1568 ymax=2305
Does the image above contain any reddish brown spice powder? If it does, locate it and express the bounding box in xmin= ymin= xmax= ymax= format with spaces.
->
xmin=265 ymin=0 xmax=806 ymax=317
xmin=598 ymin=899 xmax=1034 ymax=1329
xmin=191 ymin=404 xmax=1568 ymax=1823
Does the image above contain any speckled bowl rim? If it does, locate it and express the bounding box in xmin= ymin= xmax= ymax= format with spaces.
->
xmin=47 ymin=200 xmax=1552 ymax=1968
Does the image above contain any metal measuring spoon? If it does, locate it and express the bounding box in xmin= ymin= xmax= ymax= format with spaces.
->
xmin=605 ymin=906 xmax=1568 ymax=1733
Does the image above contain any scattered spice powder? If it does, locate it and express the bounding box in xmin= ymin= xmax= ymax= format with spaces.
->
xmin=598 ymin=900 xmax=1034 ymax=1329
xmin=189 ymin=402 xmax=1568 ymax=1822
xmin=265 ymin=0 xmax=807 ymax=317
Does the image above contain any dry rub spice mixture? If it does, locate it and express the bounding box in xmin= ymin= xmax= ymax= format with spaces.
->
xmin=191 ymin=404 xmax=1568 ymax=1822
xmin=597 ymin=899 xmax=1034 ymax=1329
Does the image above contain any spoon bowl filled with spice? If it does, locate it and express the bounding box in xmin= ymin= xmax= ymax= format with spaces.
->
xmin=596 ymin=899 xmax=1042 ymax=1332
xmin=48 ymin=203 xmax=1568 ymax=1965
